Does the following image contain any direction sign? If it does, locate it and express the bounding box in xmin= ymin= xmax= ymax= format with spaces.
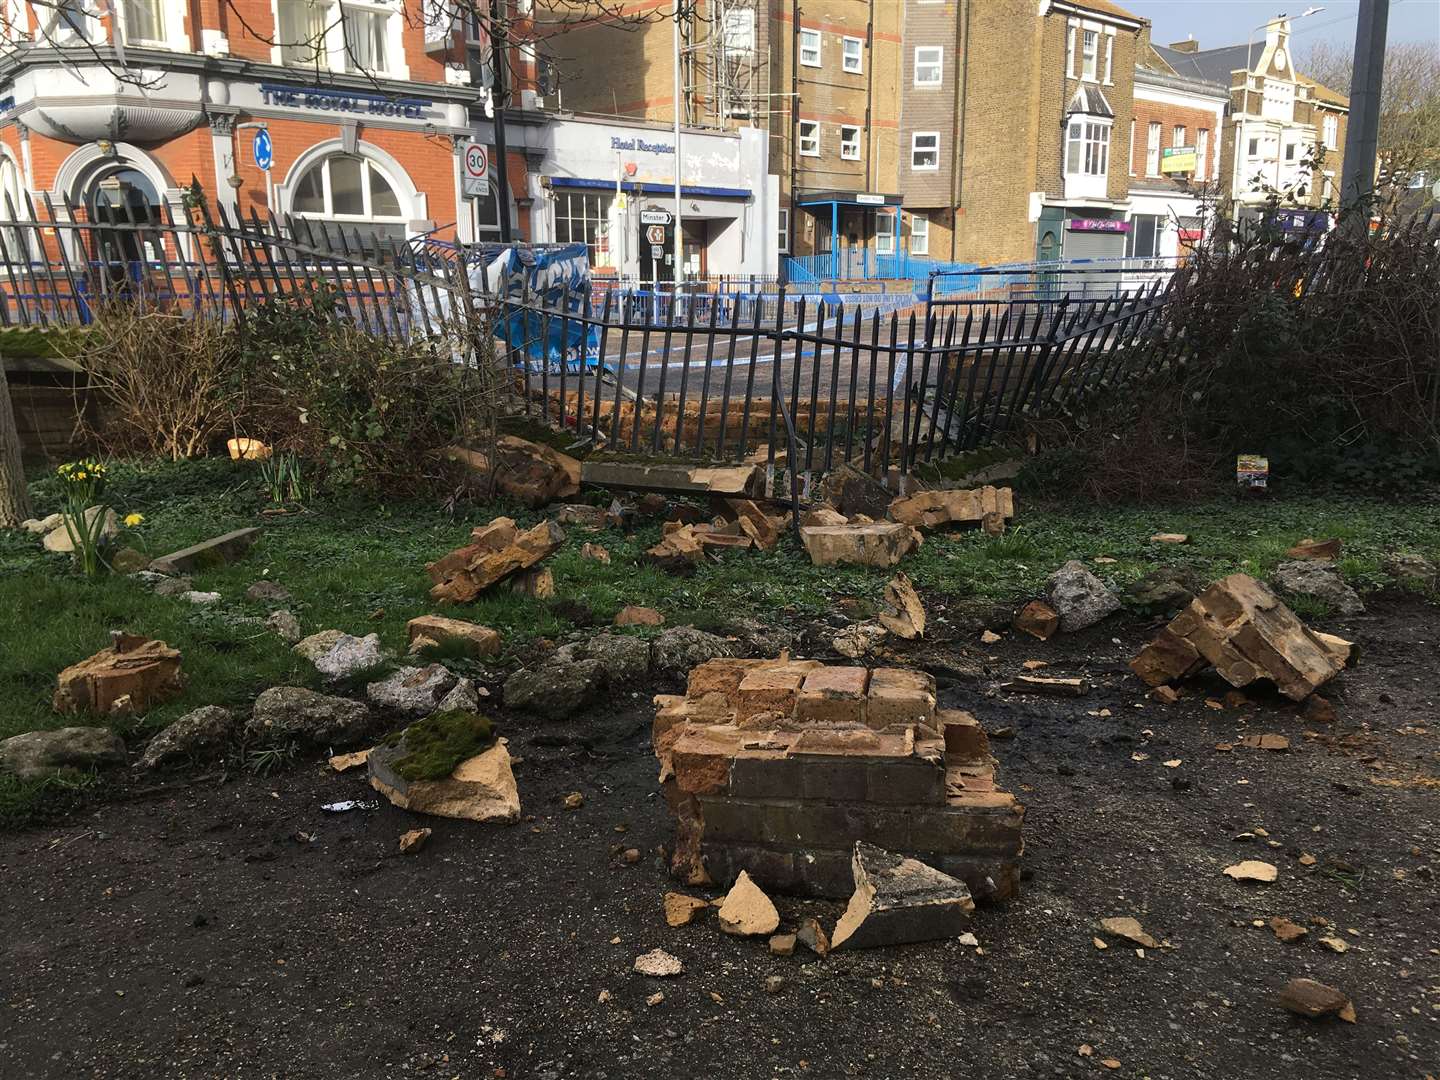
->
xmin=461 ymin=141 xmax=490 ymax=198
xmin=640 ymin=208 xmax=672 ymax=225
xmin=651 ymin=244 xmax=665 ymax=259
xmin=252 ymin=128 xmax=273 ymax=172
xmin=645 ymin=224 xmax=666 ymax=245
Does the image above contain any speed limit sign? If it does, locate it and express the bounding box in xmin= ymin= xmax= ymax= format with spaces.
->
xmin=461 ymin=142 xmax=489 ymax=197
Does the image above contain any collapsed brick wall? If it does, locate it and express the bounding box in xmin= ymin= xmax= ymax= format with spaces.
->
xmin=653 ymin=658 xmax=1024 ymax=902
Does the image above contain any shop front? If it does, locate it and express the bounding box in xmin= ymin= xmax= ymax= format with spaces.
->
xmin=520 ymin=115 xmax=777 ymax=283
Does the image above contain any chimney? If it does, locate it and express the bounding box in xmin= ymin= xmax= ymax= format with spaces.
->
xmin=1168 ymin=37 xmax=1199 ymax=54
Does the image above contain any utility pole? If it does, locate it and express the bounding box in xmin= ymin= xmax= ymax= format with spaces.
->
xmin=672 ymin=0 xmax=684 ymax=288
xmin=491 ymin=5 xmax=514 ymax=243
xmin=1339 ymin=0 xmax=1389 ymax=234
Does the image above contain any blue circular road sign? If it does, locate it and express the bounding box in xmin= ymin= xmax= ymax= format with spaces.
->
xmin=253 ymin=128 xmax=273 ymax=172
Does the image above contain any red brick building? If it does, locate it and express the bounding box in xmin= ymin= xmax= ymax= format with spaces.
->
xmin=0 ymin=0 xmax=535 ymax=250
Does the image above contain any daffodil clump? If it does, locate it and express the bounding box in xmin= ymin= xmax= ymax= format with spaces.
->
xmin=55 ymin=459 xmax=116 ymax=577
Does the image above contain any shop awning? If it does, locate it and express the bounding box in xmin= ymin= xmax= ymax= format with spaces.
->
xmin=547 ymin=176 xmax=751 ymax=200
xmin=794 ymin=190 xmax=903 ymax=211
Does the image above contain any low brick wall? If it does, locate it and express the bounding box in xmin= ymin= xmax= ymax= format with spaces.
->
xmin=654 ymin=657 xmax=1024 ymax=902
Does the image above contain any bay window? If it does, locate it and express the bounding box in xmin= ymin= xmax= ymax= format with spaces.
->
xmin=1066 ymin=120 xmax=1109 ymax=177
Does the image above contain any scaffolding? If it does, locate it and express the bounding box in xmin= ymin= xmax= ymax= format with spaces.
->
xmin=680 ymin=0 xmax=764 ymax=129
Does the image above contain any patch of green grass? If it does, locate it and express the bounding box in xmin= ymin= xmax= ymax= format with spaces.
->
xmin=3 ymin=457 xmax=1438 ymax=827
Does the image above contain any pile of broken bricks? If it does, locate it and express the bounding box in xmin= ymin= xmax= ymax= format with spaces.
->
xmin=1131 ymin=573 xmax=1355 ymax=707
xmin=653 ymin=840 xmax=978 ymax=961
xmin=653 ymin=656 xmax=1024 ymax=907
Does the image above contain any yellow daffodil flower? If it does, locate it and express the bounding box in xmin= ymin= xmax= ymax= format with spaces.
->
xmin=124 ymin=513 xmax=144 ymax=527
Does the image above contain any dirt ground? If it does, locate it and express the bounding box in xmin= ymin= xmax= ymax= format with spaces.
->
xmin=2 ymin=597 xmax=1437 ymax=1080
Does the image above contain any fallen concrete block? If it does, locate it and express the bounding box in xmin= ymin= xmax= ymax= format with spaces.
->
xmin=800 ymin=522 xmax=918 ymax=567
xmin=801 ymin=506 xmax=849 ymax=528
xmin=717 ymin=870 xmax=780 ymax=936
xmin=1002 ymin=675 xmax=1088 ymax=697
xmin=877 ymin=572 xmax=925 ymax=639
xmin=831 ymin=842 xmax=974 ymax=950
xmin=1013 ymin=599 xmax=1060 ymax=640
xmin=448 ymin=436 xmax=580 ymax=508
xmin=616 ymin=605 xmax=665 ymax=627
xmin=1130 ymin=573 xmax=1349 ymax=701
xmin=581 ymin=460 xmax=758 ymax=497
xmin=508 ymin=566 xmax=556 ymax=599
xmin=888 ymin=486 xmax=1014 ymax=530
xmin=646 ymin=525 xmax=706 ymax=574
xmin=53 ymin=633 xmax=185 ymax=715
xmin=1285 ymin=537 xmax=1341 ymax=561
xmin=368 ymin=720 xmax=519 ymax=823
xmin=149 ymin=528 xmax=261 ymax=575
xmin=405 ymin=615 xmax=502 ymax=658
xmin=727 ymin=498 xmax=783 ymax=551
xmin=427 ymin=518 xmax=564 ymax=603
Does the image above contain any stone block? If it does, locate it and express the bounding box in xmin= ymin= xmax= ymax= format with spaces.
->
xmin=939 ymin=709 xmax=990 ymax=764
xmin=53 ymin=633 xmax=185 ymax=716
xmin=831 ymin=843 xmax=974 ymax=950
xmin=799 ymin=522 xmax=918 ymax=567
xmin=865 ymin=756 xmax=948 ymax=806
xmin=735 ymin=668 xmax=805 ymax=723
xmin=405 ymin=615 xmax=502 ymax=659
xmin=685 ymin=657 xmax=767 ymax=701
xmin=728 ymin=748 xmax=802 ymax=800
xmin=670 ymin=726 xmax=743 ymax=795
xmin=887 ymin=486 xmax=1014 ymax=530
xmin=866 ymin=668 xmax=936 ymax=730
xmin=795 ymin=666 xmax=870 ymax=725
xmin=149 ymin=527 xmax=261 ymax=575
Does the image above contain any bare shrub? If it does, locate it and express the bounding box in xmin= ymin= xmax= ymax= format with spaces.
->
xmin=60 ymin=306 xmax=248 ymax=461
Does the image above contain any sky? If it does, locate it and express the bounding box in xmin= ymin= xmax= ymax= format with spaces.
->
xmin=1123 ymin=0 xmax=1440 ymax=50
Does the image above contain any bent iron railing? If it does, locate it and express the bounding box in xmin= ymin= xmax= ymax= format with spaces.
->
xmin=0 ymin=193 xmax=1178 ymax=483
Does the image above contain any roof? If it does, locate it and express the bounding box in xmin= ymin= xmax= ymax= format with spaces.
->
xmin=1067 ymin=84 xmax=1114 ymax=118
xmin=1300 ymin=78 xmax=1350 ymax=108
xmin=1051 ymin=0 xmax=1144 ymax=27
xmin=1153 ymin=42 xmax=1259 ymax=86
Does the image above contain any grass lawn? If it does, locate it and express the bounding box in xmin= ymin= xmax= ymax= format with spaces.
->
xmin=3 ymin=455 xmax=1437 ymax=825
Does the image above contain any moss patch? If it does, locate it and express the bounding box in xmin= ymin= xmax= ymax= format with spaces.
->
xmin=390 ymin=710 xmax=496 ymax=782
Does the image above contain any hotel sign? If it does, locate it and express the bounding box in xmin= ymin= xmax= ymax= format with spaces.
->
xmin=260 ymin=83 xmax=434 ymax=120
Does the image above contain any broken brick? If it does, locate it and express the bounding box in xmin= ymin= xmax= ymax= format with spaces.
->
xmin=831 ymin=842 xmax=974 ymax=950
xmin=795 ymin=666 xmax=870 ymax=725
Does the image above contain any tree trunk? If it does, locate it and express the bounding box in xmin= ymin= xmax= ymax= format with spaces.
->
xmin=0 ymin=357 xmax=34 ymax=527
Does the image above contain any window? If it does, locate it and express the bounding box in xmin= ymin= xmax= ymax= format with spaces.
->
xmin=875 ymin=210 xmax=895 ymax=255
xmin=1322 ymin=114 xmax=1338 ymax=149
xmin=799 ymin=28 xmax=821 ymax=67
xmin=777 ymin=207 xmax=789 ymax=254
xmin=914 ymin=46 xmax=942 ymax=86
xmin=1103 ymin=32 xmax=1113 ymax=82
xmin=123 ymin=0 xmax=165 ymax=44
xmin=1284 ymin=142 xmax=1297 ymax=162
xmin=1126 ymin=214 xmax=1162 ymax=259
xmin=721 ymin=8 xmax=754 ymax=53
xmin=1248 ymin=136 xmax=1259 ymax=157
xmin=1322 ymin=174 xmax=1334 ymax=201
xmin=1081 ymin=29 xmax=1098 ymax=79
xmin=342 ymin=4 xmax=389 ymax=71
xmin=840 ymin=125 xmax=860 ymax=161
xmin=1173 ymin=125 xmax=1186 ymax=148
xmin=1196 ymin=128 xmax=1209 ymax=178
xmin=909 ymin=214 xmax=929 ymax=255
xmin=470 ymin=183 xmax=501 ymax=237
xmin=1128 ymin=118 xmax=1136 ymax=175
xmin=291 ymin=154 xmax=407 ymax=252
xmin=1066 ymin=120 xmax=1109 ymax=177
xmin=911 ymin=132 xmax=939 ymax=170
xmin=280 ymin=0 xmax=329 ymax=66
xmin=1066 ymin=26 xmax=1075 ymax=75
xmin=47 ymin=0 xmax=90 ymax=40
xmin=798 ymin=120 xmax=819 ymax=157
xmin=553 ymin=190 xmax=614 ymax=266
xmin=842 ymin=35 xmax=863 ymax=74
xmin=1146 ymin=121 xmax=1161 ymax=176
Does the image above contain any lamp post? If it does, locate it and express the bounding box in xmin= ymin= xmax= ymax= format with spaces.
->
xmin=672 ymin=0 xmax=684 ymax=289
